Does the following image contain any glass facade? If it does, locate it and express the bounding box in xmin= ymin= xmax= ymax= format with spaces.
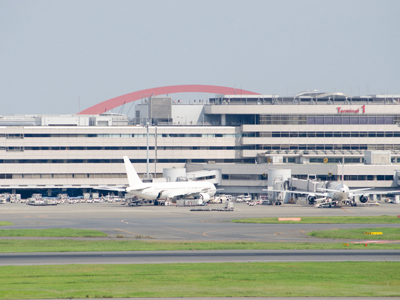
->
xmin=259 ymin=114 xmax=400 ymax=125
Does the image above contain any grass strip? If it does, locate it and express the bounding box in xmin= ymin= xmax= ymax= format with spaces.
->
xmin=0 ymin=262 xmax=399 ymax=298
xmin=0 ymin=228 xmax=107 ymax=237
xmin=309 ymin=227 xmax=400 ymax=240
xmin=232 ymin=215 xmax=400 ymax=224
xmin=0 ymin=222 xmax=13 ymax=226
xmin=0 ymin=239 xmax=399 ymax=252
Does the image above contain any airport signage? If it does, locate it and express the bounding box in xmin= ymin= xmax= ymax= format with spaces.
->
xmin=336 ymin=105 xmax=366 ymax=114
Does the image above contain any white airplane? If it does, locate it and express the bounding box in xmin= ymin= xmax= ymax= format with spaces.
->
xmin=264 ymin=181 xmax=399 ymax=207
xmin=123 ymin=156 xmax=217 ymax=202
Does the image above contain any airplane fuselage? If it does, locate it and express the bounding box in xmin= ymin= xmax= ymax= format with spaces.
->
xmin=328 ymin=184 xmax=350 ymax=202
xmin=126 ymin=181 xmax=217 ymax=200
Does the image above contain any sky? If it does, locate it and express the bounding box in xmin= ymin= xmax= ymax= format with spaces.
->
xmin=0 ymin=0 xmax=399 ymax=116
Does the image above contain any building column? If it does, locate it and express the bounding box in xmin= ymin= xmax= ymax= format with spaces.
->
xmin=221 ymin=114 xmax=226 ymax=126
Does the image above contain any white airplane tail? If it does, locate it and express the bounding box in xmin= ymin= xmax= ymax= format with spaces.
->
xmin=123 ymin=156 xmax=145 ymax=188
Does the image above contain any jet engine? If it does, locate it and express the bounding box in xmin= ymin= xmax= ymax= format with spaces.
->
xmin=307 ymin=195 xmax=316 ymax=205
xmin=199 ymin=193 xmax=210 ymax=203
xmin=359 ymin=195 xmax=369 ymax=203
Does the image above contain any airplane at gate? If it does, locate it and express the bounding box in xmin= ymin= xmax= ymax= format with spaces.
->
xmin=123 ymin=156 xmax=217 ymax=202
xmin=264 ymin=181 xmax=399 ymax=207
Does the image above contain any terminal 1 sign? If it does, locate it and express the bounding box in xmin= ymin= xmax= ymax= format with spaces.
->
xmin=336 ymin=105 xmax=366 ymax=114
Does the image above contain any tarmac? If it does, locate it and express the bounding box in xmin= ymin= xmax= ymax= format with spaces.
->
xmin=1 ymin=201 xmax=399 ymax=243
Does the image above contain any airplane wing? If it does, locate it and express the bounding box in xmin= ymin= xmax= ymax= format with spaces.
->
xmin=347 ymin=188 xmax=372 ymax=193
xmin=96 ymin=184 xmax=159 ymax=193
xmin=162 ymin=189 xmax=193 ymax=199
xmin=95 ymin=186 xmax=127 ymax=192
xmin=317 ymin=188 xmax=372 ymax=193
xmin=127 ymin=186 xmax=150 ymax=192
xmin=351 ymin=189 xmax=400 ymax=196
xmin=161 ymin=187 xmax=213 ymax=199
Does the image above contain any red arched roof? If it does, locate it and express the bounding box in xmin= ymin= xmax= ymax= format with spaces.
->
xmin=78 ymin=84 xmax=260 ymax=114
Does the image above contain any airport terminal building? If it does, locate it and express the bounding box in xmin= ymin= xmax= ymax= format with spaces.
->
xmin=1 ymin=89 xmax=400 ymax=198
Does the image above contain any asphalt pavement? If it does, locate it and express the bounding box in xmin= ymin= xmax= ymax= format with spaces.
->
xmin=1 ymin=201 xmax=399 ymax=242
xmin=1 ymin=249 xmax=400 ymax=266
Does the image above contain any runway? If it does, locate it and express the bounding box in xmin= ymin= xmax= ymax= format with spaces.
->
xmin=1 ymin=250 xmax=400 ymax=266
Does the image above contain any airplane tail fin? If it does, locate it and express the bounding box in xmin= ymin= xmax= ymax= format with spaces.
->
xmin=123 ymin=156 xmax=144 ymax=187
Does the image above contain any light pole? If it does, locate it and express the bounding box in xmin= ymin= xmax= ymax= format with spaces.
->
xmin=146 ymin=122 xmax=149 ymax=179
xmin=154 ymin=126 xmax=157 ymax=179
